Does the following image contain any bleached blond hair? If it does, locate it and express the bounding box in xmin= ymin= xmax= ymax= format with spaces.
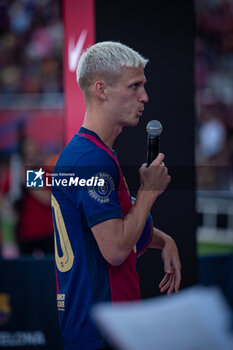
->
xmin=76 ymin=41 xmax=148 ymax=98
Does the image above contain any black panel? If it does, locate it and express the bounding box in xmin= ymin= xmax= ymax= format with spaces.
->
xmin=96 ymin=0 xmax=197 ymax=298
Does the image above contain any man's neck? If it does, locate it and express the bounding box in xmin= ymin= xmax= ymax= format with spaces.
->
xmin=83 ymin=112 xmax=122 ymax=149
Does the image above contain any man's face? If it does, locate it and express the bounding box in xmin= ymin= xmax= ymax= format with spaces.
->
xmin=106 ymin=65 xmax=149 ymax=127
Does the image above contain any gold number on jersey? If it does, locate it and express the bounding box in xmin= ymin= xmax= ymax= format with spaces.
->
xmin=51 ymin=194 xmax=74 ymax=272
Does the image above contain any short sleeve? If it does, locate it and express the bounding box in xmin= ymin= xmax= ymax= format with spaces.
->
xmin=74 ymin=149 xmax=123 ymax=227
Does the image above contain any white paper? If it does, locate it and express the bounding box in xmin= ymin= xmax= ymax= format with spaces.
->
xmin=92 ymin=286 xmax=233 ymax=350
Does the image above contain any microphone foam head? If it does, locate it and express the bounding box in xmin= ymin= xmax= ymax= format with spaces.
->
xmin=146 ymin=120 xmax=163 ymax=137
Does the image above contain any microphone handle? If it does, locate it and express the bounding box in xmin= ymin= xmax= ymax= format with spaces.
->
xmin=147 ymin=135 xmax=160 ymax=166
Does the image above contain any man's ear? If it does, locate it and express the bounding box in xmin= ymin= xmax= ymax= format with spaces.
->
xmin=94 ymin=80 xmax=107 ymax=100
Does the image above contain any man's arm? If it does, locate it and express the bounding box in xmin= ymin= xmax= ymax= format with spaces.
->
xmin=91 ymin=153 xmax=170 ymax=266
xmin=150 ymin=228 xmax=181 ymax=295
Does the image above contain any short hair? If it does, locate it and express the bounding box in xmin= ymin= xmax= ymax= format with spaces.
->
xmin=76 ymin=41 xmax=148 ymax=97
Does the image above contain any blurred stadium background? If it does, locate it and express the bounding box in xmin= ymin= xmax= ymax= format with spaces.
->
xmin=0 ymin=0 xmax=232 ymax=256
xmin=195 ymin=0 xmax=233 ymax=256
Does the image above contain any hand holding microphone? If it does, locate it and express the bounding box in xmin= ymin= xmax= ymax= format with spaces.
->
xmin=146 ymin=120 xmax=163 ymax=166
xmin=139 ymin=120 xmax=170 ymax=196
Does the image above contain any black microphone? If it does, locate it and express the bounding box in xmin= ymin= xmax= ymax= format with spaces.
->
xmin=146 ymin=120 xmax=163 ymax=166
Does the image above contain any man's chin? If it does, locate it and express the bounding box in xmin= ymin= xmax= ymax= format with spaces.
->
xmin=131 ymin=114 xmax=141 ymax=124
xmin=121 ymin=116 xmax=140 ymax=128
xmin=131 ymin=116 xmax=140 ymax=126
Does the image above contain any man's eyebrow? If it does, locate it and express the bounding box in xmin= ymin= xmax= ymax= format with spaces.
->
xmin=130 ymin=77 xmax=147 ymax=84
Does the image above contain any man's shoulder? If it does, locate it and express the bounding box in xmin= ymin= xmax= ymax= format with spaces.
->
xmin=56 ymin=134 xmax=117 ymax=168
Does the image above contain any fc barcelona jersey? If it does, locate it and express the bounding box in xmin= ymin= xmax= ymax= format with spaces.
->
xmin=51 ymin=127 xmax=153 ymax=350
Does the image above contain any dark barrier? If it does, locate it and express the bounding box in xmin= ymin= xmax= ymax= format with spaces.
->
xmin=0 ymin=256 xmax=63 ymax=350
xmin=198 ymin=254 xmax=233 ymax=310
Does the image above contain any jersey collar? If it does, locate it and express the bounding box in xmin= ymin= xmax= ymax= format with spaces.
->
xmin=77 ymin=126 xmax=115 ymax=153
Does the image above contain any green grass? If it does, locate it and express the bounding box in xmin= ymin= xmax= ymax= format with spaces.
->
xmin=198 ymin=242 xmax=233 ymax=256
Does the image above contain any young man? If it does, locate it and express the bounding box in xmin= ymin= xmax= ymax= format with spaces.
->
xmin=51 ymin=41 xmax=181 ymax=350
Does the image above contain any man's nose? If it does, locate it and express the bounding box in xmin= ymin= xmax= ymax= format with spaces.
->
xmin=140 ymin=88 xmax=149 ymax=103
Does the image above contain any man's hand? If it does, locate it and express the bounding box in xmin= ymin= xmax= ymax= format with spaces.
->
xmin=159 ymin=235 xmax=181 ymax=295
xmin=150 ymin=228 xmax=181 ymax=296
xmin=139 ymin=153 xmax=171 ymax=197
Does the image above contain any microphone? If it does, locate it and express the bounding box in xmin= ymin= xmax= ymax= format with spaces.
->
xmin=146 ymin=120 xmax=163 ymax=166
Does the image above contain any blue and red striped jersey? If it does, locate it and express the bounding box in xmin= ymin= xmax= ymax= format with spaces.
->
xmin=51 ymin=127 xmax=153 ymax=350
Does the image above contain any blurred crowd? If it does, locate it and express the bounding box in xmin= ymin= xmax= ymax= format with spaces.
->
xmin=195 ymin=0 xmax=233 ymax=190
xmin=0 ymin=0 xmax=62 ymax=258
xmin=0 ymin=134 xmax=56 ymax=259
xmin=0 ymin=0 xmax=63 ymax=94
